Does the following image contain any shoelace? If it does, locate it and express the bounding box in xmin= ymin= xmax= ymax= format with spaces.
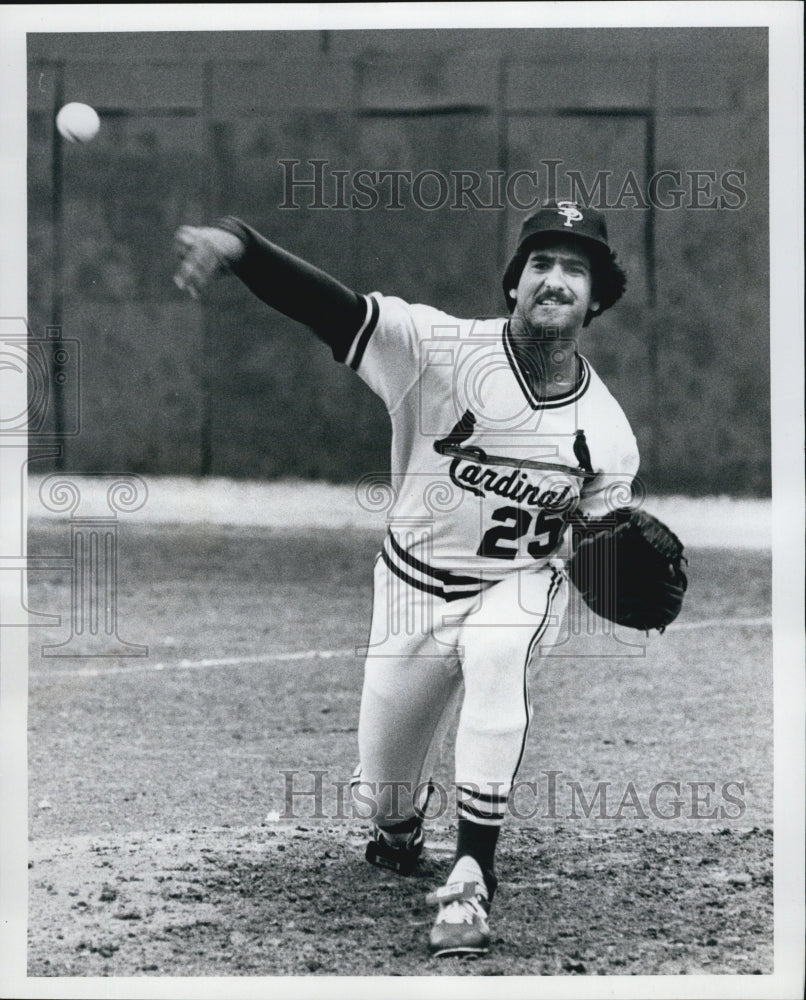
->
xmin=378 ymin=827 xmax=422 ymax=852
xmin=434 ymin=891 xmax=488 ymax=926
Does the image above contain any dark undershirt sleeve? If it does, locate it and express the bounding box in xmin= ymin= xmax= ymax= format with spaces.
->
xmin=214 ymin=216 xmax=367 ymax=363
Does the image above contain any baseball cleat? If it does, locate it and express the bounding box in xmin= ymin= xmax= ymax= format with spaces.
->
xmin=365 ymin=823 xmax=425 ymax=876
xmin=426 ymin=881 xmax=491 ymax=957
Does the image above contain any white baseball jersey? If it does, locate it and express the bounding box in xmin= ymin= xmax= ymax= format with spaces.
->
xmin=344 ymin=293 xmax=639 ymax=602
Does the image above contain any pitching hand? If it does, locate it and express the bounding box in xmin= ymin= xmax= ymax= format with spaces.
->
xmin=173 ymin=226 xmax=246 ymax=299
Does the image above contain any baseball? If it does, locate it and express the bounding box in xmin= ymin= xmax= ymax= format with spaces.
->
xmin=56 ymin=102 xmax=101 ymax=143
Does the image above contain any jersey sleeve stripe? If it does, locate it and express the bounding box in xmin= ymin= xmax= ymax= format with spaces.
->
xmin=346 ymin=294 xmax=380 ymax=371
xmin=342 ymin=295 xmax=372 ymax=367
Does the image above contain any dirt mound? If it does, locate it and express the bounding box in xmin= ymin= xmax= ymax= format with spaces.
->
xmin=29 ymin=822 xmax=772 ymax=977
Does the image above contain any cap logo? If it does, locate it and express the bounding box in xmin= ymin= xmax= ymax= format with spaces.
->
xmin=556 ymin=201 xmax=584 ymax=228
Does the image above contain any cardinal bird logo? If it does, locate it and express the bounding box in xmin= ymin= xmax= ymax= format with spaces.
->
xmin=433 ymin=409 xmax=594 ymax=504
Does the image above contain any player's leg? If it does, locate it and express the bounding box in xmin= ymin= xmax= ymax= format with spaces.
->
xmin=354 ymin=556 xmax=463 ymax=867
xmin=428 ymin=564 xmax=568 ymax=956
xmin=455 ymin=564 xmax=567 ymax=838
xmin=357 ymin=654 xmax=460 ymax=834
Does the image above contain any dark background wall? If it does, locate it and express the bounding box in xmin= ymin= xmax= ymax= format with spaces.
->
xmin=28 ymin=28 xmax=769 ymax=494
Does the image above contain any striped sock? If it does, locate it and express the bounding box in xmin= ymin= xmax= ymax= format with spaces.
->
xmin=452 ymin=819 xmax=500 ymax=898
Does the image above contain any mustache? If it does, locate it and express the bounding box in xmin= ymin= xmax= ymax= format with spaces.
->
xmin=535 ymin=291 xmax=574 ymax=304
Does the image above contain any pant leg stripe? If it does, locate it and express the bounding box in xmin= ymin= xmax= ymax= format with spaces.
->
xmin=510 ymin=567 xmax=563 ymax=787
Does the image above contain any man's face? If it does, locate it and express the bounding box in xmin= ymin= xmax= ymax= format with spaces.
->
xmin=510 ymin=238 xmax=599 ymax=336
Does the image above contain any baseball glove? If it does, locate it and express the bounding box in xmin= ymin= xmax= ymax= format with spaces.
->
xmin=567 ymin=508 xmax=688 ymax=633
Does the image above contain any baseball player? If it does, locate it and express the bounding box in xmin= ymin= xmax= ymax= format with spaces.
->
xmin=173 ymin=202 xmax=639 ymax=957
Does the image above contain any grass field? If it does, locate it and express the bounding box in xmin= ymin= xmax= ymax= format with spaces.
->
xmin=26 ymin=515 xmax=773 ymax=977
